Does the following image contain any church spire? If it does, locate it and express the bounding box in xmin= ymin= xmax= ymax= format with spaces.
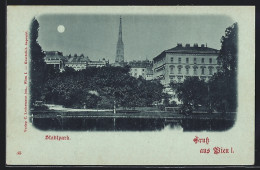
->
xmin=115 ymin=16 xmax=124 ymax=63
xmin=118 ymin=16 xmax=122 ymax=42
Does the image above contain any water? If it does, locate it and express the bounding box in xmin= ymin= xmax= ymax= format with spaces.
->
xmin=31 ymin=117 xmax=235 ymax=132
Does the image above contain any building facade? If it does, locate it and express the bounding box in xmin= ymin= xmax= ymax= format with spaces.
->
xmin=64 ymin=55 xmax=90 ymax=71
xmin=128 ymin=60 xmax=153 ymax=80
xmin=153 ymin=43 xmax=220 ymax=88
xmin=87 ymin=58 xmax=109 ymax=67
xmin=44 ymin=51 xmax=67 ymax=70
xmin=64 ymin=55 xmax=108 ymax=70
xmin=145 ymin=66 xmax=154 ymax=81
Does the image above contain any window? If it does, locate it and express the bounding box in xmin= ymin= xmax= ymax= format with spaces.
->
xmin=186 ymin=58 xmax=189 ymax=63
xmin=171 ymin=57 xmax=174 ymax=63
xmin=178 ymin=77 xmax=182 ymax=83
xmin=209 ymin=58 xmax=212 ymax=64
xmin=201 ymin=67 xmax=205 ymax=75
xmin=178 ymin=58 xmax=181 ymax=64
xmin=201 ymin=58 xmax=204 ymax=63
xmin=170 ymin=77 xmax=174 ymax=83
xmin=194 ymin=68 xmax=197 ymax=75
xmin=194 ymin=58 xmax=197 ymax=64
xmin=170 ymin=66 xmax=174 ymax=74
xmin=142 ymin=69 xmax=145 ymax=72
xmin=186 ymin=68 xmax=189 ymax=75
xmin=209 ymin=67 xmax=213 ymax=75
xmin=178 ymin=67 xmax=182 ymax=74
xmin=134 ymin=73 xmax=137 ymax=77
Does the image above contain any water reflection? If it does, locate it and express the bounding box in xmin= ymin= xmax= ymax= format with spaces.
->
xmin=31 ymin=117 xmax=235 ymax=132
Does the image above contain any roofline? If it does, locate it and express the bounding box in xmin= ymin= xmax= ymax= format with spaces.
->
xmin=165 ymin=46 xmax=220 ymax=53
xmin=165 ymin=51 xmax=220 ymax=54
xmin=153 ymin=49 xmax=220 ymax=61
xmin=153 ymin=51 xmax=166 ymax=61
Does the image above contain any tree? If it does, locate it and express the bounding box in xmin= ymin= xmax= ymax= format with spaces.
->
xmin=29 ymin=18 xmax=46 ymax=108
xmin=209 ymin=23 xmax=238 ymax=112
xmin=170 ymin=77 xmax=208 ymax=114
xmin=218 ymin=23 xmax=238 ymax=74
xmin=42 ymin=66 xmax=164 ymax=109
xmin=43 ymin=65 xmax=60 ymax=82
xmin=208 ymin=72 xmax=228 ymax=112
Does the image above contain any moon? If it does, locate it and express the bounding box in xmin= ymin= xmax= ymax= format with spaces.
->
xmin=57 ymin=25 xmax=65 ymax=33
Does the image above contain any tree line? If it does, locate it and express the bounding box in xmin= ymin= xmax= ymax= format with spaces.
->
xmin=42 ymin=66 xmax=164 ymax=109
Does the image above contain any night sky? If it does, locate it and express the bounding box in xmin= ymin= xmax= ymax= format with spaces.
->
xmin=37 ymin=14 xmax=234 ymax=62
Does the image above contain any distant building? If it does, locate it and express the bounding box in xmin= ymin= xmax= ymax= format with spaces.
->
xmin=44 ymin=51 xmax=109 ymax=71
xmin=146 ymin=66 xmax=154 ymax=81
xmin=111 ymin=61 xmax=128 ymax=67
xmin=44 ymin=51 xmax=67 ymax=71
xmin=87 ymin=58 xmax=109 ymax=67
xmin=128 ymin=60 xmax=153 ymax=80
xmin=153 ymin=43 xmax=220 ymax=90
xmin=65 ymin=54 xmax=90 ymax=71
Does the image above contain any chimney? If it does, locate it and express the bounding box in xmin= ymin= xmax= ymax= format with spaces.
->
xmin=177 ymin=43 xmax=182 ymax=47
xmin=201 ymin=44 xmax=205 ymax=48
xmin=185 ymin=44 xmax=190 ymax=47
xmin=194 ymin=43 xmax=198 ymax=47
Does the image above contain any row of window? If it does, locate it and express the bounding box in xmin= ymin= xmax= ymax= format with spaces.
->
xmin=46 ymin=58 xmax=60 ymax=60
xmin=169 ymin=76 xmax=210 ymax=83
xmin=74 ymin=67 xmax=85 ymax=69
xmin=170 ymin=67 xmax=214 ymax=75
xmin=66 ymin=65 xmax=86 ymax=67
xmin=131 ymin=68 xmax=145 ymax=72
xmin=171 ymin=57 xmax=213 ymax=64
xmin=154 ymin=64 xmax=166 ymax=72
xmin=132 ymin=73 xmax=145 ymax=77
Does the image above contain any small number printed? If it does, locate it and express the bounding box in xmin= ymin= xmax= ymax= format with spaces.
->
xmin=17 ymin=151 xmax=22 ymax=155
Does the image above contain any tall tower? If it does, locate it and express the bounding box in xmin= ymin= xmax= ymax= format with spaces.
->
xmin=115 ymin=17 xmax=124 ymax=63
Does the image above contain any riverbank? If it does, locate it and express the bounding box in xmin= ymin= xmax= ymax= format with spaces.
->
xmin=31 ymin=110 xmax=236 ymax=120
